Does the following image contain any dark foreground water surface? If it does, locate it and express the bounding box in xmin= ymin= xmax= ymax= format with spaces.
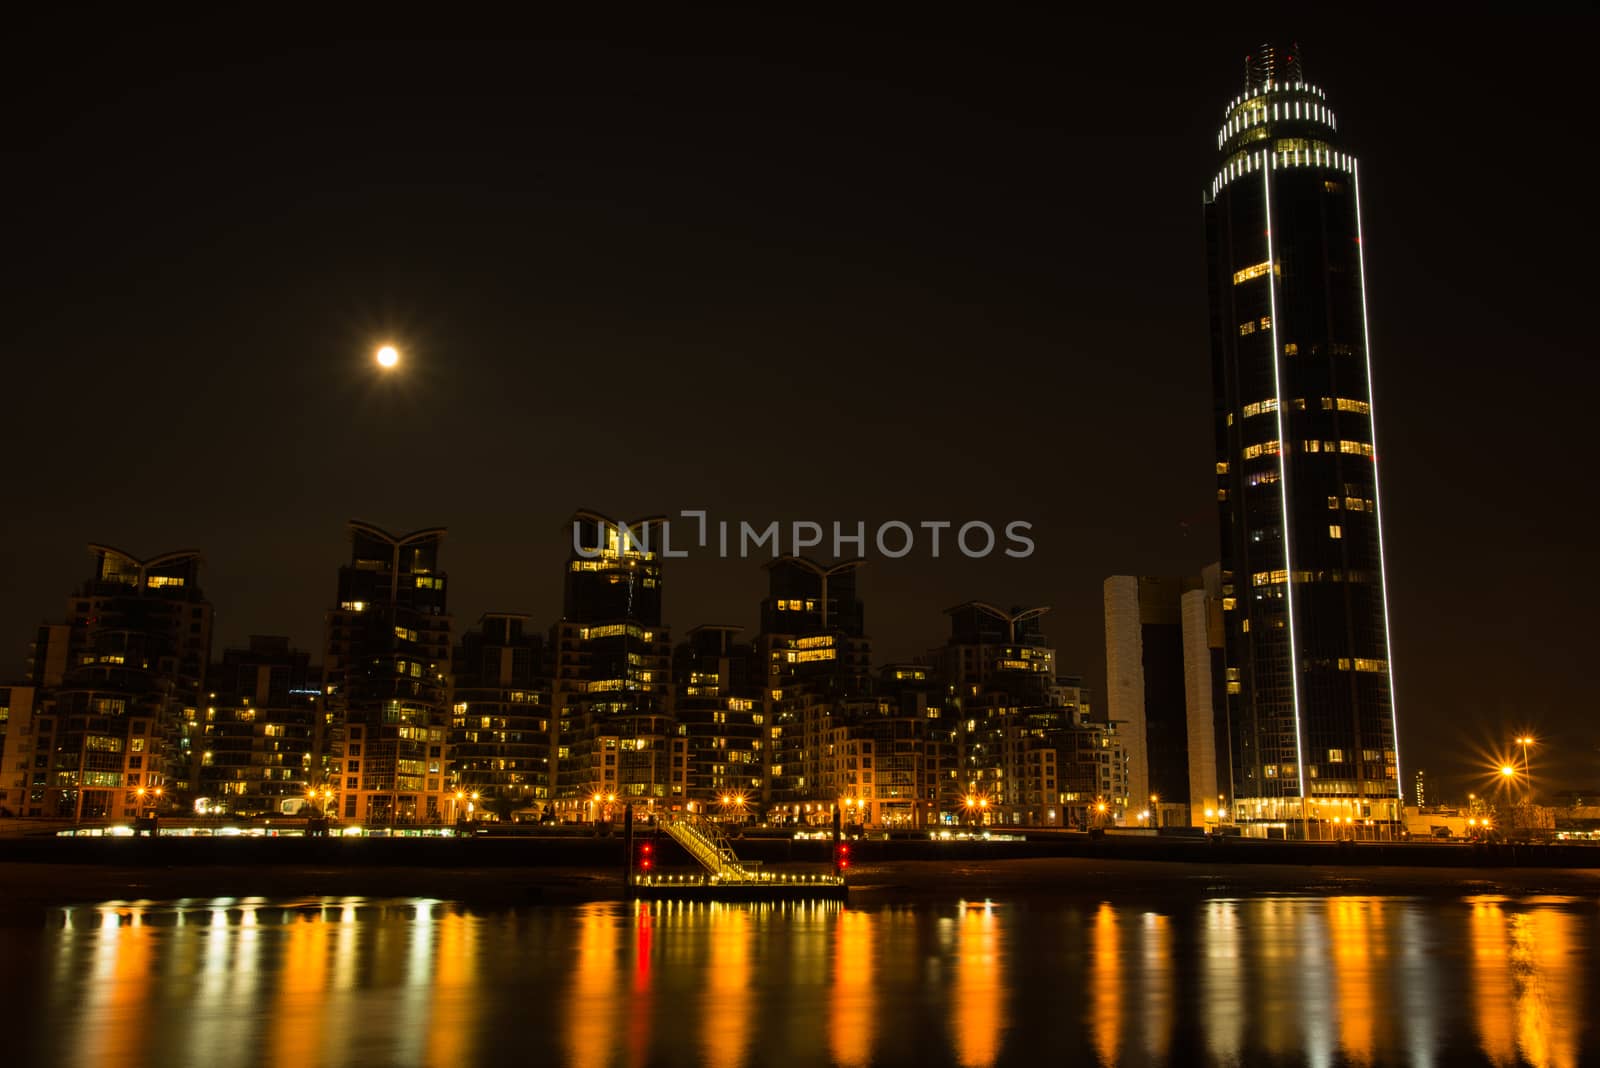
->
xmin=1 ymin=890 xmax=1595 ymax=1067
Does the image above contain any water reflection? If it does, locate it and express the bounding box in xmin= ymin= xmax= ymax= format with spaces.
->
xmin=952 ymin=902 xmax=1004 ymax=1068
xmin=566 ymin=902 xmax=620 ymax=1067
xmin=1470 ymin=898 xmax=1582 ymax=1068
xmin=1140 ymin=912 xmax=1173 ymax=1063
xmin=703 ymin=904 xmax=751 ymax=1068
xmin=829 ymin=907 xmax=875 ymax=1066
xmin=1328 ymin=897 xmax=1384 ymax=1065
xmin=1090 ymin=902 xmax=1120 ymax=1066
xmin=1202 ymin=900 xmax=1244 ymax=1063
xmin=20 ymin=892 xmax=1600 ymax=1067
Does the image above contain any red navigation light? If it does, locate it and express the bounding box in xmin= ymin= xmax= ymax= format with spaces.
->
xmin=837 ymin=843 xmax=851 ymax=871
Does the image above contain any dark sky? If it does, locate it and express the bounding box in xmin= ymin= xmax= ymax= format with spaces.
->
xmin=4 ymin=11 xmax=1596 ymax=797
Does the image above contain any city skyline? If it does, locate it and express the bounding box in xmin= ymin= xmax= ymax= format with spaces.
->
xmin=1 ymin=517 xmax=1119 ymax=827
xmin=5 ymin=14 xmax=1596 ymax=799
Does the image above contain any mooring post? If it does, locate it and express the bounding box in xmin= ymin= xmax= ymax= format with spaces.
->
xmin=624 ymin=803 xmax=635 ymax=897
xmin=832 ymin=806 xmax=842 ymax=878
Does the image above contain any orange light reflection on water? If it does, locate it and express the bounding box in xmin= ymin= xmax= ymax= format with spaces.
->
xmin=829 ymin=908 xmax=876 ymax=1067
xmin=951 ymin=902 xmax=1005 ymax=1068
xmin=566 ymin=903 xmax=621 ymax=1067
xmin=1328 ymin=897 xmax=1387 ymax=1066
xmin=1470 ymin=899 xmax=1582 ymax=1068
xmin=703 ymin=904 xmax=752 ymax=1068
xmin=1090 ymin=902 xmax=1120 ymax=1067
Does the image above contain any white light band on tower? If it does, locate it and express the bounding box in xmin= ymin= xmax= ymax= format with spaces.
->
xmin=1262 ymin=167 xmax=1308 ymax=807
xmin=1353 ymin=160 xmax=1404 ymax=807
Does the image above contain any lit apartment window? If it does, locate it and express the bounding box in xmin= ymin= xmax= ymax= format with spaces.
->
xmin=1232 ymin=261 xmax=1273 ymax=284
xmin=1329 ymin=525 xmax=1342 ymax=539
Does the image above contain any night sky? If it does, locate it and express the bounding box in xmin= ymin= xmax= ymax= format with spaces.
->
xmin=5 ymin=11 xmax=1596 ymax=796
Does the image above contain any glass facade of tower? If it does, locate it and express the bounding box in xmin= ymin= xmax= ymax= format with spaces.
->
xmin=1205 ymin=45 xmax=1401 ymax=835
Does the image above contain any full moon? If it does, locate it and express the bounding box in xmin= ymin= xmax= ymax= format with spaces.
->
xmin=376 ymin=344 xmax=400 ymax=368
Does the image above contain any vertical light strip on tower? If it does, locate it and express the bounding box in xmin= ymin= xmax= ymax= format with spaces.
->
xmin=1261 ymin=165 xmax=1309 ymax=806
xmin=1352 ymin=161 xmax=1404 ymax=805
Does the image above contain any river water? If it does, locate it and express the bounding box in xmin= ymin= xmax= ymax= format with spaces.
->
xmin=0 ymin=890 xmax=1593 ymax=1066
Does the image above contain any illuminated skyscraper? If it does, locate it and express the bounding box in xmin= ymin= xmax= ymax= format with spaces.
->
xmin=323 ymin=522 xmax=453 ymax=824
xmin=758 ymin=556 xmax=871 ymax=818
xmin=550 ymin=511 xmax=679 ymax=818
xmin=1205 ymin=43 xmax=1401 ymax=835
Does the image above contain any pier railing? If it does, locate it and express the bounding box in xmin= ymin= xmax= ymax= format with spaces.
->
xmin=660 ymin=812 xmax=761 ymax=881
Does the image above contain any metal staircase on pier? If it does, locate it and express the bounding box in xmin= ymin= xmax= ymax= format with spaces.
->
xmin=660 ymin=812 xmax=762 ymax=882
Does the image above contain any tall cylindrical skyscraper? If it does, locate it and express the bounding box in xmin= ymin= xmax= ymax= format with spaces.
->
xmin=1204 ymin=44 xmax=1401 ymax=836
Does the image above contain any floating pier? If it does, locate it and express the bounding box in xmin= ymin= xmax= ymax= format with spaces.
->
xmin=624 ymin=808 xmax=848 ymax=902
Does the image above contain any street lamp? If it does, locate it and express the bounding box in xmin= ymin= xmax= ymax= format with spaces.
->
xmin=1515 ymin=735 xmax=1535 ymax=802
xmin=134 ymin=785 xmax=164 ymax=836
xmin=134 ymin=786 xmax=163 ymax=815
xmin=717 ymin=792 xmax=747 ymax=824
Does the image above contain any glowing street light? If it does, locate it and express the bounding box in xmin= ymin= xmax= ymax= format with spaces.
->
xmin=376 ymin=344 xmax=400 ymax=369
xmin=1515 ymin=735 xmax=1536 ymax=802
xmin=134 ymin=785 xmax=164 ymax=829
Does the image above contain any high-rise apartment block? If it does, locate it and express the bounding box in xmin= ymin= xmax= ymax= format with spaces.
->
xmin=322 ymin=522 xmax=453 ymax=824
